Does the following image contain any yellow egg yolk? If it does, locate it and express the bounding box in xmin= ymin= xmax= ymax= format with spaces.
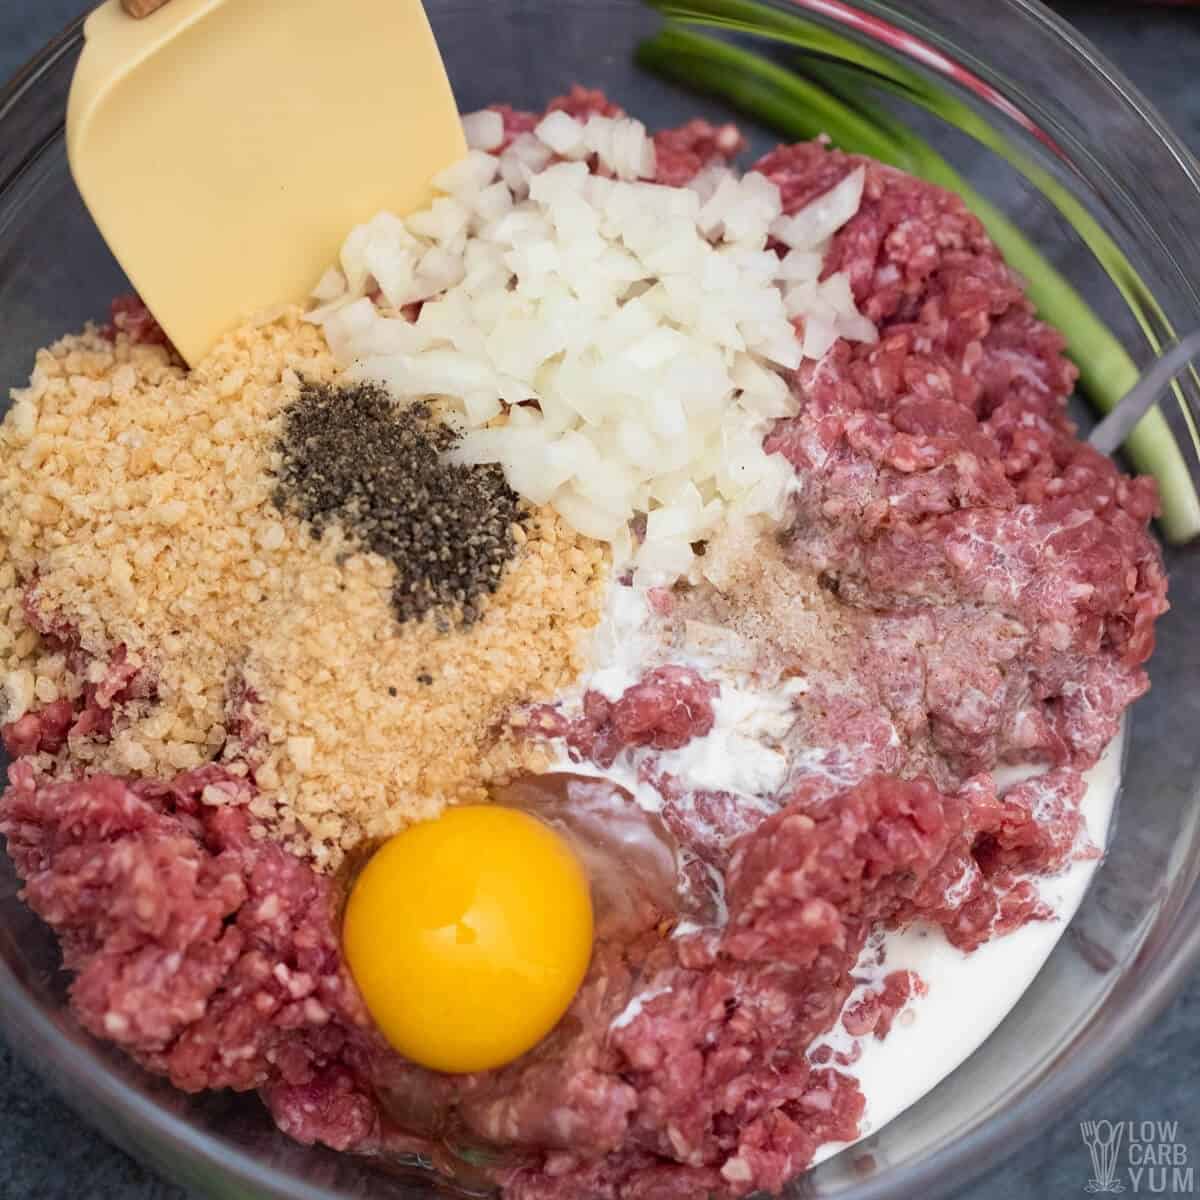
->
xmin=342 ymin=804 xmax=594 ymax=1074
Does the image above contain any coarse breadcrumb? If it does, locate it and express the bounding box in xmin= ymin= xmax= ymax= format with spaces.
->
xmin=0 ymin=308 xmax=608 ymax=867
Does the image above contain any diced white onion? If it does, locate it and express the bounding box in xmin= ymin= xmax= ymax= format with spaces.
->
xmin=309 ymin=119 xmax=873 ymax=585
xmin=310 ymin=266 xmax=347 ymax=303
xmin=462 ymin=109 xmax=504 ymax=152
xmin=771 ymin=166 xmax=866 ymax=251
xmin=534 ymin=111 xmax=587 ymax=159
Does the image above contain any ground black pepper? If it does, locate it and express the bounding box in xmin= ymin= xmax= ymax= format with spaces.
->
xmin=273 ymin=381 xmax=525 ymax=626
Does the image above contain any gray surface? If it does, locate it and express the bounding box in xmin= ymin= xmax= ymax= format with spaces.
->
xmin=1 ymin=2 xmax=1199 ymax=1199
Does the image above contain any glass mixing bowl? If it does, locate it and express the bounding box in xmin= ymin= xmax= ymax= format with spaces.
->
xmin=2 ymin=2 xmax=1199 ymax=1198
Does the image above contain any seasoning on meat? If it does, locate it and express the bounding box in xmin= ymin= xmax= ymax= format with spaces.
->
xmin=273 ymin=382 xmax=525 ymax=627
xmin=0 ymin=310 xmax=608 ymax=864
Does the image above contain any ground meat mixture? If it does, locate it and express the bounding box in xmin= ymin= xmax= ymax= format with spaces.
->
xmin=0 ymin=87 xmax=1169 ymax=1200
xmin=756 ymin=142 xmax=1166 ymax=782
xmin=0 ymin=310 xmax=606 ymax=865
xmin=0 ymin=727 xmax=1063 ymax=1198
xmin=1 ymin=760 xmax=378 ymax=1143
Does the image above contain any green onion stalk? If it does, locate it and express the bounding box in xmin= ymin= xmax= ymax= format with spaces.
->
xmin=636 ymin=17 xmax=1200 ymax=543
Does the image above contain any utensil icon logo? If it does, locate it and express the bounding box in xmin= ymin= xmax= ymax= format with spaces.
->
xmin=1081 ymin=1121 xmax=1127 ymax=1193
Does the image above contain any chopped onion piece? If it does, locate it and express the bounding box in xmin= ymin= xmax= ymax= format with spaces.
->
xmin=802 ymin=316 xmax=840 ymax=361
xmin=462 ymin=109 xmax=504 ymax=152
xmin=535 ymin=111 xmax=588 ymax=159
xmin=310 ymin=266 xmax=347 ymax=303
xmin=771 ymin=166 xmax=865 ymax=251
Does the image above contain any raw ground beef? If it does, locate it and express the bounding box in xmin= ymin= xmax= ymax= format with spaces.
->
xmin=527 ymin=665 xmax=720 ymax=768
xmin=4 ymin=592 xmax=153 ymax=758
xmin=103 ymin=294 xmax=172 ymax=349
xmin=0 ymin=728 xmax=1064 ymax=1198
xmin=755 ymin=142 xmax=1166 ymax=782
xmin=0 ymin=759 xmax=381 ymax=1151
xmin=0 ymin=89 xmax=1168 ymax=1200
xmin=840 ymin=970 xmax=925 ymax=1042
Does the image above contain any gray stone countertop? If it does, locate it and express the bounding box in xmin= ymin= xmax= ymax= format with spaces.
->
xmin=0 ymin=2 xmax=1197 ymax=1198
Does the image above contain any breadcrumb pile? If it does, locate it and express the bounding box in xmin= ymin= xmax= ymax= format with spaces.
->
xmin=0 ymin=309 xmax=608 ymax=866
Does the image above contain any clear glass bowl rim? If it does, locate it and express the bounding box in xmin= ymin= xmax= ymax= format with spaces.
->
xmin=0 ymin=5 xmax=1198 ymax=1200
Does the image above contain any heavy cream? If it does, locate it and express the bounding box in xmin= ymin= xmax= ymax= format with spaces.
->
xmin=555 ymin=576 xmax=1124 ymax=1159
xmin=810 ymin=727 xmax=1122 ymax=1162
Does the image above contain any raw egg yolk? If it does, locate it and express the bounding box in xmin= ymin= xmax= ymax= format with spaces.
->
xmin=342 ymin=805 xmax=593 ymax=1074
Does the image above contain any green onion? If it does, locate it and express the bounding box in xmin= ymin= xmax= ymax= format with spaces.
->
xmin=636 ymin=21 xmax=1200 ymax=543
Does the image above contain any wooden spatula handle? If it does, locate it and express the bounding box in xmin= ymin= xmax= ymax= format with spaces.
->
xmin=121 ymin=0 xmax=172 ymax=16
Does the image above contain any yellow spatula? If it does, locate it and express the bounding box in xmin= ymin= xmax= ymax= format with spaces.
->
xmin=68 ymin=0 xmax=466 ymax=365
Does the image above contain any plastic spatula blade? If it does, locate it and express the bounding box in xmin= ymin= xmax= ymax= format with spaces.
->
xmin=68 ymin=0 xmax=466 ymax=366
